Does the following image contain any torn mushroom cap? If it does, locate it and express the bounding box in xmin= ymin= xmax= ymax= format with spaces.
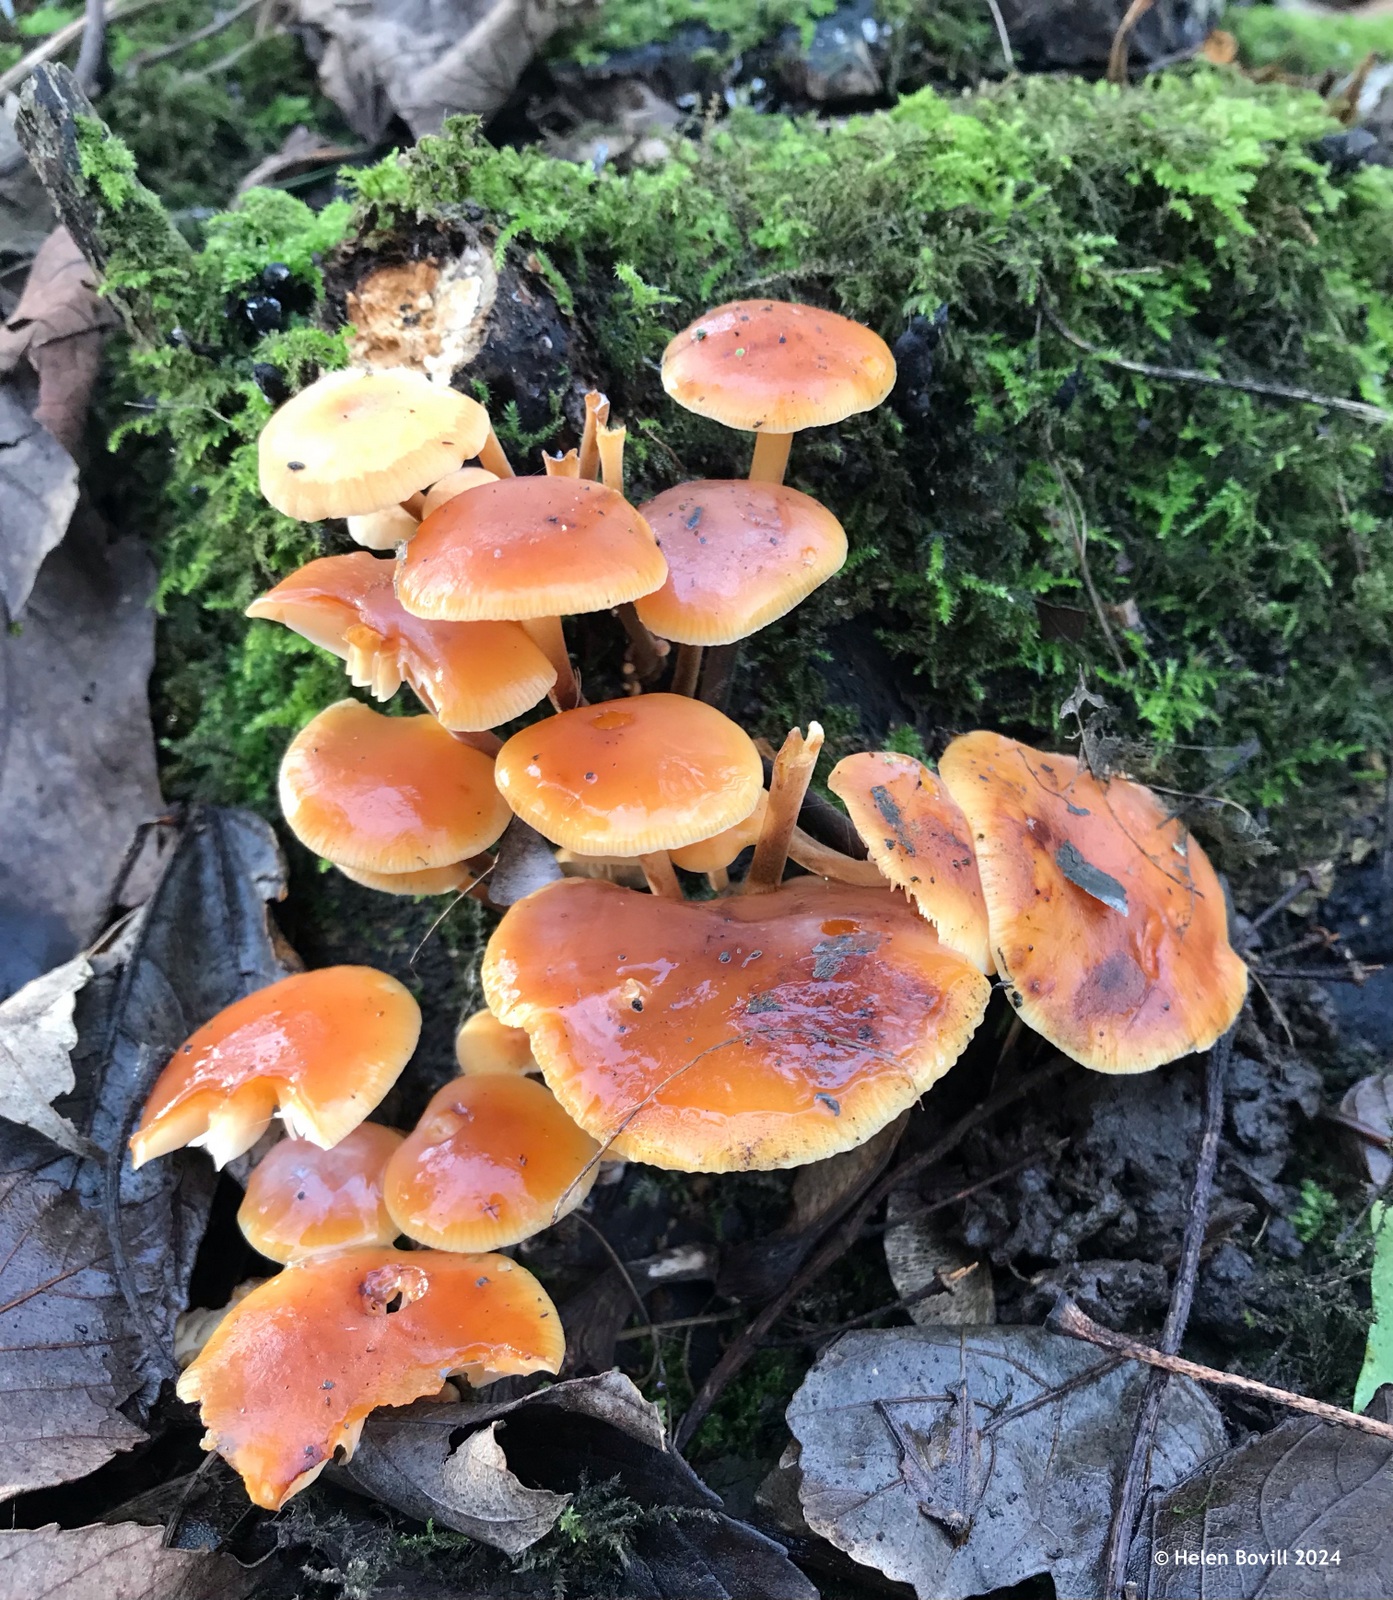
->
xmin=455 ymin=1009 xmax=538 ymax=1076
xmin=176 ymin=1247 xmax=563 ymax=1510
xmin=494 ymin=693 xmax=764 ymax=857
xmin=258 ymin=368 xmax=490 ymax=521
xmin=279 ymin=699 xmax=511 ymax=874
xmin=635 ymin=481 xmax=847 ymax=646
xmin=482 ymin=876 xmax=990 ymax=1171
xmin=660 ymin=300 xmax=895 ymax=436
xmin=938 ymin=731 xmax=1249 ymax=1073
xmin=130 ymin=966 xmax=420 ymax=1170
xmin=671 ymin=791 xmax=768 ymax=873
xmin=395 ymin=475 xmax=666 ymax=623
xmin=828 ymin=751 xmax=994 ymax=975
xmin=247 ymin=553 xmax=556 ymax=731
xmin=238 ymin=1123 xmax=404 ymax=1264
xmin=421 ymin=466 xmax=498 ymax=518
xmin=384 ymin=1074 xmax=600 ymax=1252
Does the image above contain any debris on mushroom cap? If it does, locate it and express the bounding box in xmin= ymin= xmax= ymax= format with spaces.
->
xmin=395 ymin=475 xmax=667 ymax=623
xmin=248 ymin=553 xmax=557 ymax=731
xmin=347 ymin=503 xmax=419 ymax=551
xmin=634 ymin=481 xmax=847 ymax=646
xmin=938 ymin=731 xmax=1249 ymax=1073
xmin=335 ymin=860 xmax=475 ymax=897
xmin=829 ymin=751 xmax=994 ymax=975
xmin=279 ymin=699 xmax=511 ymax=874
xmin=257 ymin=368 xmax=490 ymax=521
xmin=455 ymin=1009 xmax=538 ymax=1076
xmin=483 ymin=876 xmax=990 ymax=1171
xmin=494 ymin=693 xmax=764 ymax=856
xmin=671 ymin=791 xmax=769 ymax=873
xmin=238 ymin=1123 xmax=404 ymax=1264
xmin=421 ymin=465 xmax=498 ymax=518
xmin=176 ymin=1246 xmax=564 ymax=1510
xmin=383 ymin=1074 xmax=600 ymax=1252
xmin=660 ymin=300 xmax=896 ymax=434
xmin=130 ymin=967 xmax=421 ymax=1169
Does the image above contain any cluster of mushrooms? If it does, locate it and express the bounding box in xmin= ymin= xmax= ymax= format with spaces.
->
xmin=130 ymin=300 xmax=1249 ymax=1513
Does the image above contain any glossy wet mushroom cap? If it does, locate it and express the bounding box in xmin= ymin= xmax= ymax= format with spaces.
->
xmin=483 ymin=877 xmax=990 ymax=1171
xmin=635 ymin=481 xmax=847 ymax=646
xmin=384 ymin=1074 xmax=600 ymax=1252
xmin=829 ymin=751 xmax=993 ymax=974
xmin=279 ymin=700 xmax=511 ymax=873
xmin=258 ymin=368 xmax=490 ymax=521
xmin=238 ymin=1123 xmax=404 ymax=1263
xmin=455 ymin=1009 xmax=538 ymax=1076
xmin=130 ymin=966 xmax=420 ymax=1168
xmin=670 ymin=791 xmax=769 ymax=873
xmin=493 ymin=693 xmax=764 ymax=856
xmin=176 ymin=1247 xmax=563 ymax=1509
xmin=938 ymin=731 xmax=1248 ymax=1072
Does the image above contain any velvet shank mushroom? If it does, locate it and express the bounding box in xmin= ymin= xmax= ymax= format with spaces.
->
xmin=482 ymin=876 xmax=990 ymax=1170
xmin=455 ymin=1009 xmax=538 ymax=1076
xmin=238 ymin=1123 xmax=404 ymax=1263
xmin=130 ymin=967 xmax=420 ymax=1168
xmin=177 ymin=1247 xmax=563 ymax=1509
xmin=938 ymin=731 xmax=1248 ymax=1072
xmin=660 ymin=300 xmax=895 ymax=484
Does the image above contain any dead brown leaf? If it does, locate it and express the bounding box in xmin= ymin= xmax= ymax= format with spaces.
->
xmin=0 ymin=382 xmax=78 ymax=622
xmin=0 ymin=954 xmax=97 ymax=1158
xmin=0 ymin=1521 xmax=255 ymax=1599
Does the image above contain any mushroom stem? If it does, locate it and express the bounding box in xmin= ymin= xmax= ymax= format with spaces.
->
xmin=578 ymin=391 xmax=610 ymax=481
xmin=522 ymin=616 xmax=581 ymax=711
xmin=749 ymin=431 xmax=793 ymax=485
xmin=787 ymin=826 xmax=886 ymax=887
xmin=672 ymin=643 xmax=704 ymax=698
xmin=616 ymin=603 xmax=668 ymax=684
xmin=697 ymin=641 xmax=740 ymax=709
xmin=543 ymin=449 xmax=580 ymax=478
xmin=598 ymin=422 xmax=627 ymax=494
xmin=745 ymin=722 xmax=825 ymax=894
xmin=706 ymin=867 xmax=729 ymax=895
xmin=449 ymin=729 xmax=503 ymax=757
xmin=639 ymin=850 xmax=684 ymax=899
xmin=478 ymin=424 xmax=515 ymax=480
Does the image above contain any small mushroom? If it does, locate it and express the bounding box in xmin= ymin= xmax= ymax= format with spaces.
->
xmin=130 ymin=967 xmax=420 ymax=1168
xmin=671 ymin=791 xmax=769 ymax=891
xmin=238 ymin=1123 xmax=404 ymax=1263
xmin=176 ymin=1247 xmax=564 ymax=1509
xmin=383 ymin=1075 xmax=601 ymax=1251
xmin=455 ymin=1009 xmax=538 ymax=1076
xmin=336 ymin=861 xmax=477 ymax=897
xmin=421 ymin=465 xmax=498 ymax=518
xmin=346 ymin=503 xmax=420 ymax=550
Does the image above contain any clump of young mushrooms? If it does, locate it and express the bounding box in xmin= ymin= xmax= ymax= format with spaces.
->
xmin=138 ymin=299 xmax=1246 ymax=1511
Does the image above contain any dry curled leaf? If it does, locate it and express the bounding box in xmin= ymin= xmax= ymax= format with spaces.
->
xmin=884 ymin=1188 xmax=995 ymax=1327
xmin=0 ymin=1521 xmax=255 ymax=1600
xmin=0 ymin=953 xmax=96 ymax=1157
xmin=1340 ymin=1072 xmax=1393 ymax=1188
xmin=0 ymin=382 xmax=78 ymax=622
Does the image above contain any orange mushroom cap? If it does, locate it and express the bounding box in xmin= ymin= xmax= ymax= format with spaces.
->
xmin=279 ymin=700 xmax=510 ymax=873
xmin=130 ymin=966 xmax=420 ymax=1169
xmin=670 ymin=791 xmax=769 ymax=873
xmin=938 ymin=731 xmax=1248 ymax=1072
xmin=634 ymin=481 xmax=847 ymax=646
xmin=248 ymin=553 xmax=556 ymax=731
xmin=238 ymin=1123 xmax=404 ymax=1264
xmin=482 ymin=876 xmax=990 ymax=1171
xmin=455 ymin=1009 xmax=538 ymax=1076
xmin=493 ymin=694 xmax=764 ymax=856
xmin=421 ymin=465 xmax=498 ymax=518
xmin=258 ymin=368 xmax=490 ymax=521
xmin=829 ymin=751 xmax=994 ymax=975
xmin=336 ymin=861 xmax=474 ymax=897
xmin=346 ymin=503 xmax=419 ymax=551
xmin=395 ymin=475 xmax=667 ymax=622
xmin=383 ymin=1074 xmax=600 ymax=1252
xmin=176 ymin=1247 xmax=563 ymax=1510
xmin=660 ymin=300 xmax=895 ymax=435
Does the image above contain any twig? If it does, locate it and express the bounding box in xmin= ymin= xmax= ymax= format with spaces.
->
xmin=615 ymin=1309 xmax=745 ymax=1343
xmin=71 ymin=0 xmax=106 ymax=93
xmin=858 ymin=1138 xmax=1070 ymax=1237
xmin=1319 ymin=1106 xmax=1393 ymax=1148
xmin=1045 ymin=450 xmax=1129 ymax=675
xmin=1043 ymin=303 xmax=1393 ymax=427
xmin=0 ymin=0 xmax=163 ymax=98
xmin=1050 ymin=1296 xmax=1393 ymax=1446
xmin=571 ymin=1213 xmax=668 ymax=1401
xmin=1107 ymin=0 xmax=1155 ymax=83
xmin=983 ymin=0 xmax=1014 ymax=70
xmin=1245 ymin=867 xmax=1318 ymax=940
xmin=121 ymin=0 xmax=261 ymax=75
xmin=1098 ymin=1025 xmax=1232 ymax=1598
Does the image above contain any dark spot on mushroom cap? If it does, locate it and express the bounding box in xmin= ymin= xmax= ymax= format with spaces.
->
xmin=287 ymin=461 xmax=305 ymax=472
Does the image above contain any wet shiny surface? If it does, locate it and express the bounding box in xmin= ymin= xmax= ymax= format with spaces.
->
xmin=671 ymin=791 xmax=768 ymax=872
xmin=176 ymin=1247 xmax=563 ymax=1509
xmin=384 ymin=1075 xmax=600 ymax=1251
xmin=829 ymin=752 xmax=993 ymax=975
xmin=635 ymin=481 xmax=846 ymax=646
xmin=482 ymin=877 xmax=991 ymax=1171
xmin=279 ymin=699 xmax=510 ymax=872
xmin=397 ymin=476 xmax=667 ymax=622
xmin=660 ymin=300 xmax=896 ymax=434
xmin=939 ymin=732 xmax=1248 ymax=1072
xmin=132 ymin=967 xmax=420 ymax=1165
xmin=248 ymin=553 xmax=555 ymax=731
xmin=455 ymin=1009 xmax=538 ymax=1075
xmin=238 ymin=1123 xmax=404 ymax=1263
xmin=495 ymin=694 xmax=764 ymax=855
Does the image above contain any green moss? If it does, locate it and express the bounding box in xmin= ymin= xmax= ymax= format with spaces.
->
xmin=1226 ymin=4 xmax=1393 ymax=74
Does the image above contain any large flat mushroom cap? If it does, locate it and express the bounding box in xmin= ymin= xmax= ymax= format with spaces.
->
xmin=396 ymin=475 xmax=667 ymax=622
xmin=634 ymin=480 xmax=847 ymax=646
xmin=938 ymin=731 xmax=1248 ymax=1072
xmin=238 ymin=1123 xmax=404 ymax=1263
xmin=482 ymin=877 xmax=991 ymax=1171
xmin=131 ymin=966 xmax=421 ymax=1168
xmin=176 ymin=1247 xmax=564 ymax=1510
xmin=829 ymin=751 xmax=994 ymax=975
xmin=279 ymin=700 xmax=510 ymax=872
xmin=494 ymin=694 xmax=764 ymax=857
xmin=258 ymin=368 xmax=489 ymax=521
xmin=661 ymin=301 xmax=895 ymax=434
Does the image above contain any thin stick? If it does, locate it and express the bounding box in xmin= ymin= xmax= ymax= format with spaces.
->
xmin=571 ymin=1212 xmax=668 ymax=1401
xmin=578 ymin=390 xmax=609 ymax=481
xmin=671 ymin=643 xmax=703 ymax=698
xmin=787 ymin=825 xmax=886 ymax=886
xmin=72 ymin=0 xmax=107 ymax=92
xmin=122 ymin=0 xmax=260 ymax=75
xmin=597 ymin=422 xmax=626 ymax=494
xmin=639 ymin=851 xmax=683 ymax=900
xmin=746 ymin=723 xmax=825 ymax=893
xmin=983 ymin=0 xmax=1014 ymax=69
xmin=1246 ymin=867 xmax=1318 ymax=937
xmin=1107 ymin=0 xmax=1155 ymax=82
xmin=478 ymin=423 xmax=514 ymax=479
xmin=1043 ymin=303 xmax=1393 ymax=427
xmin=749 ymin=431 xmax=793 ymax=485
xmin=616 ymin=1309 xmax=745 ymax=1343
xmin=616 ymin=603 xmax=667 ymax=684
xmin=0 ymin=0 xmax=162 ymax=98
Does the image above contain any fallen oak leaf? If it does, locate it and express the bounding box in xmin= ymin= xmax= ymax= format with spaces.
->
xmin=0 ymin=952 xmax=99 ymax=1158
xmin=0 ymin=1520 xmax=255 ymax=1600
